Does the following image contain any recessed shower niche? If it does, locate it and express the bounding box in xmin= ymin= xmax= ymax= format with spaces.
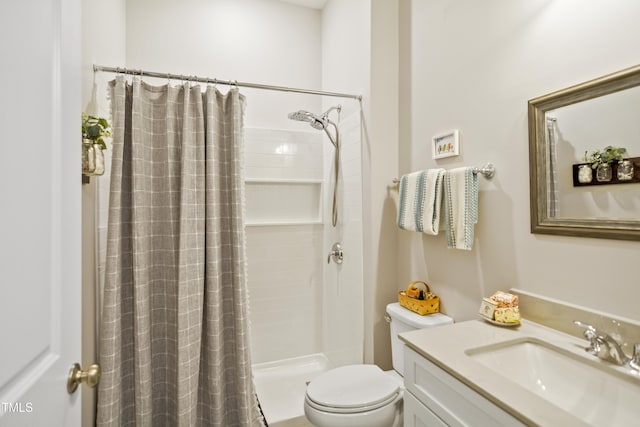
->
xmin=244 ymin=127 xmax=324 ymax=226
xmin=245 ymin=179 xmax=322 ymax=226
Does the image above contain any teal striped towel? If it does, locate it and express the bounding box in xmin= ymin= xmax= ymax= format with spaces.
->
xmin=397 ymin=169 xmax=445 ymax=235
xmin=444 ymin=167 xmax=478 ymax=250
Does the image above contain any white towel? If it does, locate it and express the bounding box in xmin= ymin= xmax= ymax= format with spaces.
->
xmin=397 ymin=169 xmax=445 ymax=235
xmin=444 ymin=167 xmax=478 ymax=250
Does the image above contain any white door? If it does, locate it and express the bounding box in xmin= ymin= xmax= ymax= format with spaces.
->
xmin=0 ymin=0 xmax=82 ymax=426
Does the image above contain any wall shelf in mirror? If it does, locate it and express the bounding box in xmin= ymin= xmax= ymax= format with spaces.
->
xmin=572 ymin=157 xmax=640 ymax=187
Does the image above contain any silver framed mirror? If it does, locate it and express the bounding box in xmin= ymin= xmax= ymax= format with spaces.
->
xmin=528 ymin=64 xmax=640 ymax=241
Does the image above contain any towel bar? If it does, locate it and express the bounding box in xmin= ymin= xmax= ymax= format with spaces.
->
xmin=392 ymin=163 xmax=495 ymax=185
xmin=472 ymin=163 xmax=495 ymax=179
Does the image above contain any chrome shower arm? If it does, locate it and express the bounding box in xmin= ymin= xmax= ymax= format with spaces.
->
xmin=323 ymin=120 xmax=338 ymax=148
xmin=322 ymin=104 xmax=342 ymax=119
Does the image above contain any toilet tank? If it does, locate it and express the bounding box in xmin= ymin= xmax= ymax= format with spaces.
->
xmin=386 ymin=302 xmax=453 ymax=376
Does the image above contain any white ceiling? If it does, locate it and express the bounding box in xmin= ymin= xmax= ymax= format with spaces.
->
xmin=278 ymin=0 xmax=327 ymax=10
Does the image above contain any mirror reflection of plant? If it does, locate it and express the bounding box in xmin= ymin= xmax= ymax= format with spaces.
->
xmin=584 ymin=146 xmax=627 ymax=169
xmin=82 ymin=113 xmax=111 ymax=150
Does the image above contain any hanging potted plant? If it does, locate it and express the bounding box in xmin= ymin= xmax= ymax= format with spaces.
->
xmin=82 ymin=113 xmax=111 ymax=176
xmin=585 ymin=145 xmax=627 ymax=182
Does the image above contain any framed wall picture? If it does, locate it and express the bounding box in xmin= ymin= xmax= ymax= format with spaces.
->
xmin=432 ymin=129 xmax=460 ymax=159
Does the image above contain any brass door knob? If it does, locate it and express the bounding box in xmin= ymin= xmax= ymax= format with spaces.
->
xmin=67 ymin=363 xmax=101 ymax=394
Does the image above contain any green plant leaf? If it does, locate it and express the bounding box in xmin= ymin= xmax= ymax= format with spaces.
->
xmin=81 ymin=112 xmax=111 ymax=150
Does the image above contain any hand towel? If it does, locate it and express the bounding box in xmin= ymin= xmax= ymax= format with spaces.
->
xmin=397 ymin=169 xmax=445 ymax=235
xmin=444 ymin=167 xmax=478 ymax=250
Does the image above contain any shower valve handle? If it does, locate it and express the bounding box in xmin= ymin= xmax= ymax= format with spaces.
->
xmin=327 ymin=243 xmax=343 ymax=265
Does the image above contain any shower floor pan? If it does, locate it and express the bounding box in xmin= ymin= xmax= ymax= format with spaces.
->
xmin=253 ymin=353 xmax=332 ymax=427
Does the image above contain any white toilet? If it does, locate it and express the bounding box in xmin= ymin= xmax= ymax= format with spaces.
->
xmin=304 ymin=302 xmax=453 ymax=427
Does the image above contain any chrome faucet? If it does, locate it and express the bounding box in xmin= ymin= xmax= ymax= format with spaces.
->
xmin=574 ymin=320 xmax=639 ymax=369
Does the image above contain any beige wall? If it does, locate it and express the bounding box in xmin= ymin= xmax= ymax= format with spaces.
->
xmin=398 ymin=0 xmax=640 ymax=324
xmin=322 ymin=0 xmax=402 ymax=368
xmin=81 ymin=0 xmax=126 ymax=425
xmin=367 ymin=0 xmax=400 ymax=368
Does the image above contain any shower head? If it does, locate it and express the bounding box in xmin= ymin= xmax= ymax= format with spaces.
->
xmin=288 ymin=110 xmax=327 ymax=130
xmin=288 ymin=105 xmax=342 ymax=148
xmin=288 ymin=105 xmax=341 ymax=131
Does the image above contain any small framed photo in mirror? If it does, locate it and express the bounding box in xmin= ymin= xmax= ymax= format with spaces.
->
xmin=432 ymin=129 xmax=460 ymax=159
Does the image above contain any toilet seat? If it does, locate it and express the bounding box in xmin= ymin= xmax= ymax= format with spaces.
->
xmin=305 ymin=391 xmax=400 ymax=414
xmin=305 ymin=365 xmax=400 ymax=414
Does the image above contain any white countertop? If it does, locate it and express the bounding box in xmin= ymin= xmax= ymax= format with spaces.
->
xmin=400 ymin=319 xmax=618 ymax=427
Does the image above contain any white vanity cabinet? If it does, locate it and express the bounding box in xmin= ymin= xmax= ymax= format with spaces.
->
xmin=403 ymin=347 xmax=526 ymax=427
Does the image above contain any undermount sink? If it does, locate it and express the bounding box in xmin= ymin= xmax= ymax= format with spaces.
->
xmin=466 ymin=338 xmax=640 ymax=426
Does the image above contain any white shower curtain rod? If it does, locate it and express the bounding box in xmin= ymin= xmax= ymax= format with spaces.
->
xmin=93 ymin=65 xmax=363 ymax=101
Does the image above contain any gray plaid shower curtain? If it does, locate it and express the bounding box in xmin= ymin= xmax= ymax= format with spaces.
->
xmin=96 ymin=76 xmax=264 ymax=427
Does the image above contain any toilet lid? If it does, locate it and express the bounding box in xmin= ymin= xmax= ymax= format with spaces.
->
xmin=306 ymin=365 xmax=400 ymax=411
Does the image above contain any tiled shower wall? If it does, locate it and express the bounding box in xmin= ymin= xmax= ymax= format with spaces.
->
xmin=321 ymin=110 xmax=364 ymax=367
xmin=246 ymin=122 xmax=364 ymax=366
xmin=245 ymin=128 xmax=325 ymax=363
